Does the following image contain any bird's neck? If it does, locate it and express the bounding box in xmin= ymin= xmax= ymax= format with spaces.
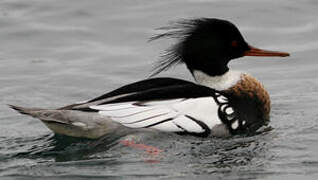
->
xmin=192 ymin=70 xmax=242 ymax=91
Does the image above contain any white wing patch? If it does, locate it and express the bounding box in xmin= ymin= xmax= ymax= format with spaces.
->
xmin=89 ymin=97 xmax=222 ymax=134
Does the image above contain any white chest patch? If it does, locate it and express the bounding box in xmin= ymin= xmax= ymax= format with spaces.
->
xmin=193 ymin=70 xmax=243 ymax=90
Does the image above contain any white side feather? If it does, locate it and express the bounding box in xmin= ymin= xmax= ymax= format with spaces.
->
xmin=89 ymin=97 xmax=223 ymax=133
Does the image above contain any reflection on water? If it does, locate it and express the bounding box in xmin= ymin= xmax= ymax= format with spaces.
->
xmin=1 ymin=0 xmax=318 ymax=179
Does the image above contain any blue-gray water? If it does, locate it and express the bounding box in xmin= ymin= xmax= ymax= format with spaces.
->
xmin=1 ymin=0 xmax=318 ymax=179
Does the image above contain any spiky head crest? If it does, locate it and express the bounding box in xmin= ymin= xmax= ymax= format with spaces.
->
xmin=150 ymin=18 xmax=249 ymax=77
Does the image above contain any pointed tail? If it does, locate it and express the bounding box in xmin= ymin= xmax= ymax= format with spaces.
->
xmin=8 ymin=105 xmax=43 ymax=117
xmin=8 ymin=104 xmax=120 ymax=139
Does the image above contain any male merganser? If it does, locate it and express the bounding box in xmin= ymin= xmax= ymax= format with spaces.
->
xmin=10 ymin=18 xmax=289 ymax=139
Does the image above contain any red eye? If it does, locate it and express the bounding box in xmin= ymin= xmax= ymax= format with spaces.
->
xmin=231 ymin=41 xmax=238 ymax=47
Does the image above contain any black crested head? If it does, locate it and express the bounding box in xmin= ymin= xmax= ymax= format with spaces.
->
xmin=150 ymin=18 xmax=249 ymax=77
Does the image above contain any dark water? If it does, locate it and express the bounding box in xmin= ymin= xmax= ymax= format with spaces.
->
xmin=1 ymin=0 xmax=318 ymax=179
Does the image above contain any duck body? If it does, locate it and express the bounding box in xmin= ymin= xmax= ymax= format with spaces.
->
xmin=10 ymin=71 xmax=270 ymax=138
xmin=10 ymin=18 xmax=288 ymax=139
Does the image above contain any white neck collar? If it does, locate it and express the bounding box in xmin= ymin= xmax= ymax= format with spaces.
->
xmin=192 ymin=70 xmax=242 ymax=91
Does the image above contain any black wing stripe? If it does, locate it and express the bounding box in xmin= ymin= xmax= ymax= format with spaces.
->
xmin=122 ymin=112 xmax=170 ymax=124
xmin=173 ymin=122 xmax=188 ymax=132
xmin=96 ymin=107 xmax=135 ymax=111
xmin=143 ymin=118 xmax=174 ymax=128
xmin=99 ymin=108 xmax=156 ymax=118
xmin=185 ymin=115 xmax=211 ymax=137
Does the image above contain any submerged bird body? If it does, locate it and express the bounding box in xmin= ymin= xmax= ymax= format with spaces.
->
xmin=11 ymin=18 xmax=289 ymax=139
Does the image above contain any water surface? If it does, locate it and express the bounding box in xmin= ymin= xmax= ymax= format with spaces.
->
xmin=1 ymin=0 xmax=318 ymax=179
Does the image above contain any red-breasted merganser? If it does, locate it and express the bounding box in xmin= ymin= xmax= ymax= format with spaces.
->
xmin=10 ymin=18 xmax=289 ymax=139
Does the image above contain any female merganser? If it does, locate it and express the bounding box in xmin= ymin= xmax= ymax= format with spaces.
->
xmin=10 ymin=18 xmax=289 ymax=139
